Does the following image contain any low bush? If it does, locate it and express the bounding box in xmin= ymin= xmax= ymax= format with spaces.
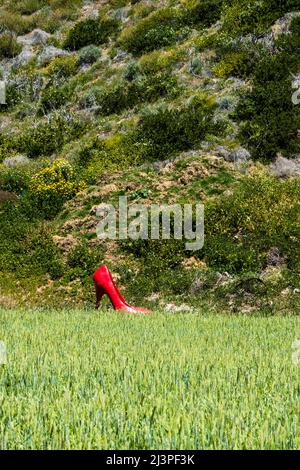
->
xmin=81 ymin=72 xmax=179 ymax=114
xmin=0 ymin=10 xmax=34 ymax=35
xmin=121 ymin=236 xmax=189 ymax=296
xmin=73 ymin=132 xmax=144 ymax=185
xmin=235 ymin=17 xmax=300 ymax=159
xmin=64 ymin=16 xmax=120 ymax=51
xmin=0 ymin=163 xmax=33 ymax=194
xmin=189 ymin=57 xmax=203 ymax=75
xmin=12 ymin=0 xmax=46 ymax=15
xmin=39 ymin=80 xmax=74 ymax=113
xmin=4 ymin=77 xmax=43 ymax=113
xmin=28 ymin=158 xmax=83 ymax=218
xmin=78 ymin=45 xmax=101 ymax=65
xmin=182 ymin=0 xmax=225 ymax=27
xmin=46 ymin=55 xmax=78 ymax=78
xmin=0 ymin=32 xmax=22 ymax=59
xmin=66 ymin=241 xmax=101 ymax=281
xmin=130 ymin=93 xmax=219 ymax=160
xmin=201 ymin=175 xmax=300 ymax=273
xmin=0 ymin=204 xmax=63 ymax=278
xmin=222 ymin=0 xmax=300 ymax=37
xmin=138 ymin=48 xmax=185 ymax=74
xmin=118 ymin=7 xmax=188 ymax=54
xmin=213 ymin=43 xmax=265 ymax=79
xmin=129 ymin=1 xmax=155 ymax=20
xmin=15 ymin=112 xmax=87 ymax=158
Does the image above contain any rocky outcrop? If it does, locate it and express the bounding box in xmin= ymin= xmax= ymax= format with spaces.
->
xmin=270 ymin=155 xmax=300 ymax=178
xmin=257 ymin=11 xmax=300 ymax=49
xmin=3 ymin=155 xmax=30 ymax=168
xmin=52 ymin=235 xmax=79 ymax=254
xmin=216 ymin=146 xmax=251 ymax=163
xmin=271 ymin=12 xmax=300 ymax=38
xmin=17 ymin=29 xmax=51 ymax=47
xmin=12 ymin=48 xmax=36 ymax=69
xmin=37 ymin=46 xmax=70 ymax=66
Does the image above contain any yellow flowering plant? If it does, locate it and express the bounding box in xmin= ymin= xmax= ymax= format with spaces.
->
xmin=29 ymin=158 xmax=84 ymax=217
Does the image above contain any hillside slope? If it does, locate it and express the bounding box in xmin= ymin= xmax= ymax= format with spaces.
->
xmin=0 ymin=0 xmax=300 ymax=313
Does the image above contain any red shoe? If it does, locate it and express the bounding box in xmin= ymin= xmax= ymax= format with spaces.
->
xmin=93 ymin=265 xmax=151 ymax=313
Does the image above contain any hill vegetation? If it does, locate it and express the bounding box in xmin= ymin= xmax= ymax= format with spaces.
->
xmin=0 ymin=0 xmax=300 ymax=313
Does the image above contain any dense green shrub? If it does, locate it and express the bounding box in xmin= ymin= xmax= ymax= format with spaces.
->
xmin=64 ymin=17 xmax=120 ymax=51
xmin=0 ymin=204 xmax=63 ymax=278
xmin=81 ymin=72 xmax=179 ymax=114
xmin=78 ymin=45 xmax=101 ymax=65
xmin=28 ymin=158 xmax=83 ymax=218
xmin=223 ymin=0 xmax=300 ymax=36
xmin=46 ymin=55 xmax=78 ymax=78
xmin=121 ymin=235 xmax=189 ymax=296
xmin=0 ymin=163 xmax=33 ymax=193
xmin=130 ymin=93 xmax=219 ymax=160
xmin=235 ymin=18 xmax=300 ymax=159
xmin=183 ymin=0 xmax=225 ymax=27
xmin=15 ymin=112 xmax=87 ymax=158
xmin=0 ymin=32 xmax=22 ymax=59
xmin=2 ymin=73 xmax=44 ymax=110
xmin=118 ymin=7 xmax=188 ymax=54
xmin=67 ymin=241 xmax=101 ymax=281
xmin=0 ymin=10 xmax=34 ymax=35
xmin=201 ymin=175 xmax=300 ymax=273
xmin=39 ymin=80 xmax=74 ymax=113
xmin=213 ymin=43 xmax=265 ymax=79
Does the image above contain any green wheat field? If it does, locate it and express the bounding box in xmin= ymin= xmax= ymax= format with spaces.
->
xmin=0 ymin=308 xmax=299 ymax=450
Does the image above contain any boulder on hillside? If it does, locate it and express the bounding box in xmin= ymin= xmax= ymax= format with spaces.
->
xmin=17 ymin=29 xmax=51 ymax=47
xmin=37 ymin=46 xmax=70 ymax=66
xmin=266 ymin=247 xmax=286 ymax=267
xmin=230 ymin=148 xmax=251 ymax=162
xmin=271 ymin=12 xmax=300 ymax=39
xmin=292 ymin=74 xmax=300 ymax=88
xmin=270 ymin=155 xmax=300 ymax=178
xmin=12 ymin=48 xmax=36 ymax=69
xmin=3 ymin=155 xmax=30 ymax=168
xmin=216 ymin=146 xmax=251 ymax=163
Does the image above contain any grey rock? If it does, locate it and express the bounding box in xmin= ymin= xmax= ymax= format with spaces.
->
xmin=113 ymin=50 xmax=129 ymax=62
xmin=17 ymin=29 xmax=51 ymax=47
xmin=113 ymin=7 xmax=130 ymax=21
xmin=3 ymin=155 xmax=30 ymax=168
xmin=12 ymin=48 xmax=36 ymax=69
xmin=215 ymin=145 xmax=231 ymax=160
xmin=266 ymin=247 xmax=286 ymax=267
xmin=271 ymin=12 xmax=300 ymax=38
xmin=37 ymin=46 xmax=70 ymax=66
xmin=190 ymin=278 xmax=204 ymax=294
xmin=292 ymin=74 xmax=300 ymax=88
xmin=215 ymin=145 xmax=251 ymax=163
xmin=165 ymin=303 xmax=192 ymax=313
xmin=88 ymin=9 xmax=99 ymax=19
xmin=215 ymin=272 xmax=233 ymax=285
xmin=270 ymin=155 xmax=300 ymax=178
xmin=229 ymin=148 xmax=251 ymax=163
